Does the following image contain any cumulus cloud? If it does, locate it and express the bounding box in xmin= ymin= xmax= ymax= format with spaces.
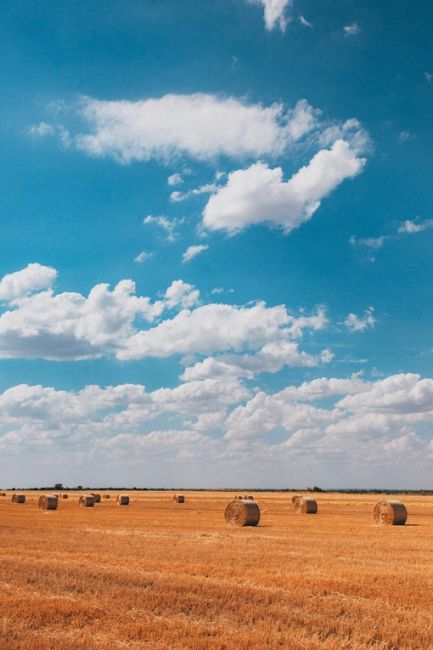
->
xmin=119 ymin=302 xmax=327 ymax=361
xmin=134 ymin=251 xmax=153 ymax=263
xmin=181 ymin=342 xmax=332 ymax=382
xmin=203 ymin=140 xmax=365 ymax=234
xmin=0 ymin=264 xmax=329 ymax=364
xmin=143 ymin=214 xmax=183 ymax=241
xmin=0 ymin=263 xmax=57 ymax=301
xmin=345 ymin=307 xmax=376 ymax=332
xmin=167 ymin=172 xmax=183 ymax=186
xmin=182 ymin=244 xmax=209 ymax=263
xmin=398 ymin=219 xmax=433 ymax=234
xmin=3 ymin=372 xmax=433 ymax=487
xmin=164 ymin=280 xmax=200 ymax=309
xmin=42 ymin=94 xmax=322 ymax=164
xmin=247 ymin=0 xmax=293 ymax=31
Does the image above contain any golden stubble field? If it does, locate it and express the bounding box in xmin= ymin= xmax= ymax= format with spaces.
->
xmin=1 ymin=491 xmax=433 ymax=650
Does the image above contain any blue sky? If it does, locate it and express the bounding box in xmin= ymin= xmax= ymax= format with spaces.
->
xmin=1 ymin=0 xmax=433 ymax=488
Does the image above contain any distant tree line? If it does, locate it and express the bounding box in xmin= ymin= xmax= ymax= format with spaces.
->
xmin=2 ymin=483 xmax=433 ymax=495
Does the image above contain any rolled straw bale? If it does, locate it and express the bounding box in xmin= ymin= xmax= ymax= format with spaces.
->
xmin=173 ymin=494 xmax=185 ymax=503
xmin=224 ymin=499 xmax=260 ymax=527
xmin=373 ymin=500 xmax=407 ymax=526
xmin=103 ymin=494 xmax=110 ymax=499
xmin=11 ymin=494 xmax=26 ymax=504
xmin=39 ymin=495 xmax=58 ymax=510
xmin=117 ymin=494 xmax=129 ymax=506
xmin=91 ymin=493 xmax=101 ymax=503
xmin=0 ymin=492 xmax=6 ymax=496
xmin=291 ymin=494 xmax=302 ymax=510
xmin=62 ymin=494 xmax=68 ymax=499
xmin=245 ymin=495 xmax=254 ymax=501
xmin=79 ymin=495 xmax=95 ymax=507
xmin=301 ymin=498 xmax=317 ymax=514
xmin=293 ymin=497 xmax=317 ymax=514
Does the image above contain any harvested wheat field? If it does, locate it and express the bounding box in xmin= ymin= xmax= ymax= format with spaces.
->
xmin=1 ymin=491 xmax=433 ymax=649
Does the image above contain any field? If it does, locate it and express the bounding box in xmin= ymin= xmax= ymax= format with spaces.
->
xmin=1 ymin=491 xmax=433 ymax=649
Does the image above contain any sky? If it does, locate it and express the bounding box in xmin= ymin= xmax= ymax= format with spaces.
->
xmin=1 ymin=0 xmax=433 ymax=488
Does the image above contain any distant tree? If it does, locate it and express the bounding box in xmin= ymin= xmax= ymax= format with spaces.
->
xmin=77 ymin=485 xmax=83 ymax=490
xmin=54 ymin=483 xmax=63 ymax=490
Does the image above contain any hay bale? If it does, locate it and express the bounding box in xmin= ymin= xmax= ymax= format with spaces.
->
xmin=39 ymin=495 xmax=58 ymax=510
xmin=291 ymin=494 xmax=302 ymax=509
xmin=0 ymin=492 xmax=6 ymax=496
xmin=62 ymin=494 xmax=68 ymax=499
xmin=116 ymin=494 xmax=129 ymax=506
xmin=373 ymin=500 xmax=407 ymax=525
xmin=11 ymin=494 xmax=26 ymax=504
xmin=103 ymin=494 xmax=110 ymax=499
xmin=79 ymin=495 xmax=95 ymax=507
xmin=90 ymin=493 xmax=101 ymax=504
xmin=173 ymin=494 xmax=185 ymax=503
xmin=293 ymin=497 xmax=317 ymax=514
xmin=245 ymin=495 xmax=254 ymax=501
xmin=224 ymin=499 xmax=260 ymax=527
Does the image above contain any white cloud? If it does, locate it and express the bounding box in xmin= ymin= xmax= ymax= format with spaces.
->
xmin=351 ymin=218 xmax=433 ymax=257
xmin=27 ymin=122 xmax=55 ymax=138
xmin=164 ymin=280 xmax=200 ymax=310
xmin=167 ymin=173 xmax=183 ymax=186
xmin=181 ymin=342 xmax=332 ymax=382
xmin=344 ymin=22 xmax=361 ymax=36
xmin=299 ymin=15 xmax=313 ymax=29
xmin=0 ymin=265 xmax=329 ymax=364
xmin=350 ymin=235 xmax=386 ymax=250
xmin=398 ymin=219 xmax=433 ymax=234
xmin=345 ymin=307 xmax=376 ymax=332
xmin=170 ymin=182 xmax=219 ymax=203
xmin=3 ymin=372 xmax=433 ymax=487
xmin=182 ymin=244 xmax=209 ymax=263
xmin=398 ymin=131 xmax=414 ymax=143
xmin=203 ymin=140 xmax=365 ymax=234
xmin=134 ymin=251 xmax=153 ymax=263
xmin=120 ymin=303 xmax=327 ymax=361
xmin=336 ymin=373 xmax=433 ymax=414
xmin=49 ymin=94 xmax=323 ymax=164
xmin=0 ymin=263 xmax=57 ymax=302
xmin=143 ymin=214 xmax=183 ymax=241
xmin=248 ymin=0 xmax=293 ymax=31
xmin=0 ymin=271 xmax=164 ymax=360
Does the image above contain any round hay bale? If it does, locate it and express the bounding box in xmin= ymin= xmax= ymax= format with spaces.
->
xmin=79 ymin=495 xmax=95 ymax=507
xmin=291 ymin=494 xmax=302 ymax=509
xmin=293 ymin=497 xmax=317 ymax=514
xmin=103 ymin=494 xmax=110 ymax=499
xmin=224 ymin=500 xmax=260 ymax=527
xmin=116 ymin=494 xmax=129 ymax=506
xmin=373 ymin=500 xmax=407 ymax=526
xmin=173 ymin=494 xmax=185 ymax=503
xmin=0 ymin=492 xmax=6 ymax=497
xmin=39 ymin=495 xmax=58 ymax=510
xmin=11 ymin=494 xmax=26 ymax=504
xmin=90 ymin=493 xmax=101 ymax=504
xmin=245 ymin=495 xmax=254 ymax=501
xmin=62 ymin=494 xmax=68 ymax=499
